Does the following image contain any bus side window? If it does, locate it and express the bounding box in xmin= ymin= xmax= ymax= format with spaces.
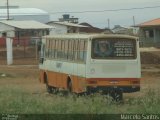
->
xmin=61 ymin=40 xmax=65 ymax=59
xmin=60 ymin=40 xmax=63 ymax=59
xmin=68 ymin=40 xmax=73 ymax=60
xmin=49 ymin=39 xmax=52 ymax=59
xmin=67 ymin=40 xmax=70 ymax=60
xmin=72 ymin=39 xmax=76 ymax=61
xmin=51 ymin=39 xmax=55 ymax=58
xmin=54 ymin=40 xmax=58 ymax=59
xmin=39 ymin=43 xmax=45 ymax=64
xmin=74 ymin=39 xmax=78 ymax=61
xmin=79 ymin=40 xmax=83 ymax=61
xmin=72 ymin=40 xmax=75 ymax=60
xmin=83 ymin=40 xmax=88 ymax=62
xmin=64 ymin=40 xmax=68 ymax=60
xmin=78 ymin=40 xmax=87 ymax=62
xmin=45 ymin=39 xmax=49 ymax=58
xmin=57 ymin=40 xmax=61 ymax=59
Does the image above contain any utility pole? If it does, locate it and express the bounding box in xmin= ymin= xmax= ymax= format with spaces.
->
xmin=107 ymin=19 xmax=110 ymax=29
xmin=133 ymin=16 xmax=135 ymax=26
xmin=6 ymin=0 xmax=9 ymax=20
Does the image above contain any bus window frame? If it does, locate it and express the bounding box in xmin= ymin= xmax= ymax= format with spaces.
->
xmin=91 ymin=38 xmax=137 ymax=60
xmin=44 ymin=38 xmax=88 ymax=64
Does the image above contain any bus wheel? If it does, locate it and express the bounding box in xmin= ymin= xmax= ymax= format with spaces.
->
xmin=52 ymin=87 xmax=58 ymax=94
xmin=46 ymin=82 xmax=52 ymax=94
xmin=109 ymin=90 xmax=123 ymax=101
xmin=68 ymin=80 xmax=73 ymax=93
xmin=45 ymin=76 xmax=52 ymax=94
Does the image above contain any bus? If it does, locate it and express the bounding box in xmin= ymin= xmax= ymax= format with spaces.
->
xmin=39 ymin=34 xmax=141 ymax=100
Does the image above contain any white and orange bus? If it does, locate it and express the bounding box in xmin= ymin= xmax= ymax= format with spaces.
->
xmin=39 ymin=34 xmax=141 ymax=100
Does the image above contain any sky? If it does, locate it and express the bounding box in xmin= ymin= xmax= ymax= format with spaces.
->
xmin=0 ymin=0 xmax=160 ymax=28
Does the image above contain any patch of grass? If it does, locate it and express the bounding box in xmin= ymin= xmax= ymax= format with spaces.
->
xmin=124 ymin=89 xmax=160 ymax=114
xmin=0 ymin=86 xmax=160 ymax=114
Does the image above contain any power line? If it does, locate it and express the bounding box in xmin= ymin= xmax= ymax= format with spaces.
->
xmin=6 ymin=0 xmax=9 ymax=20
xmin=0 ymin=5 xmax=160 ymax=15
xmin=49 ymin=5 xmax=160 ymax=14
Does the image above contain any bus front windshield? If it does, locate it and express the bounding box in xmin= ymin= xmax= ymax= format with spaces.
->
xmin=91 ymin=38 xmax=136 ymax=59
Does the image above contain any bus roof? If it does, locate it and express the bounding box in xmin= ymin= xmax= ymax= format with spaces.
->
xmin=43 ymin=34 xmax=138 ymax=40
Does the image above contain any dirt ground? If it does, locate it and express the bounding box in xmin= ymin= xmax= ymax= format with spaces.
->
xmin=0 ymin=46 xmax=38 ymax=65
xmin=0 ymin=65 xmax=45 ymax=94
xmin=0 ymin=64 xmax=160 ymax=99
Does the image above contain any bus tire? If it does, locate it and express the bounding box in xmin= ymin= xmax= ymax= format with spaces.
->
xmin=110 ymin=90 xmax=123 ymax=101
xmin=44 ymin=73 xmax=52 ymax=94
xmin=52 ymin=87 xmax=58 ymax=94
xmin=68 ymin=80 xmax=72 ymax=93
xmin=46 ymin=81 xmax=52 ymax=94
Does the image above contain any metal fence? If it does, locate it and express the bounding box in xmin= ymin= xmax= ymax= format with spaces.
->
xmin=0 ymin=37 xmax=41 ymax=65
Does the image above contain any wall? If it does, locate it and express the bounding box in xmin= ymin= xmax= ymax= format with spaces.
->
xmin=0 ymin=23 xmax=15 ymax=35
xmin=48 ymin=23 xmax=67 ymax=35
xmin=139 ymin=27 xmax=160 ymax=47
xmin=0 ymin=23 xmax=15 ymax=45
xmin=154 ymin=29 xmax=160 ymax=43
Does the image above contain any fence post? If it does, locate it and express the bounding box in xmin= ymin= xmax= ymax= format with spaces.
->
xmin=6 ymin=37 xmax=13 ymax=65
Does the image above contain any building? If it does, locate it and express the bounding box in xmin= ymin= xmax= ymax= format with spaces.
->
xmin=0 ymin=7 xmax=50 ymax=23
xmin=0 ymin=20 xmax=53 ymax=46
xmin=79 ymin=22 xmax=112 ymax=33
xmin=47 ymin=21 xmax=87 ymax=35
xmin=136 ymin=18 xmax=160 ymax=47
xmin=112 ymin=25 xmax=137 ymax=35
xmin=0 ymin=20 xmax=54 ymax=65
xmin=59 ymin=14 xmax=79 ymax=24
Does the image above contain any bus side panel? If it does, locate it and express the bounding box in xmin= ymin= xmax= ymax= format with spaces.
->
xmin=71 ymin=75 xmax=86 ymax=93
xmin=56 ymin=72 xmax=68 ymax=89
xmin=39 ymin=70 xmax=45 ymax=83
xmin=47 ymin=70 xmax=57 ymax=87
xmin=47 ymin=70 xmax=68 ymax=89
xmin=62 ymin=73 xmax=68 ymax=89
xmin=77 ymin=76 xmax=86 ymax=93
xmin=71 ymin=63 xmax=87 ymax=93
xmin=56 ymin=72 xmax=62 ymax=88
xmin=72 ymin=75 xmax=78 ymax=92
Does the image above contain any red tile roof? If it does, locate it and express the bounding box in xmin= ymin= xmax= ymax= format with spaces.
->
xmin=138 ymin=18 xmax=160 ymax=27
xmin=79 ymin=22 xmax=111 ymax=33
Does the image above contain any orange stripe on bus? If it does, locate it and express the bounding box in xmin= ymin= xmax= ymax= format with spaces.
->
xmin=40 ymin=70 xmax=86 ymax=93
xmin=40 ymin=70 xmax=140 ymax=93
xmin=86 ymin=78 xmax=140 ymax=86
